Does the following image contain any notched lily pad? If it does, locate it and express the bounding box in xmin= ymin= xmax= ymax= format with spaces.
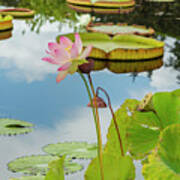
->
xmin=8 ymin=155 xmax=83 ymax=176
xmin=0 ymin=118 xmax=34 ymax=136
xmin=43 ymin=142 xmax=98 ymax=159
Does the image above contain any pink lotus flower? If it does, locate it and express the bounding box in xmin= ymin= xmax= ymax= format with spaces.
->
xmin=42 ymin=33 xmax=92 ymax=83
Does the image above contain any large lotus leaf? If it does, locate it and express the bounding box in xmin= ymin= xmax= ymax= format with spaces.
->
xmin=152 ymin=89 xmax=180 ymax=128
xmin=87 ymin=24 xmax=154 ymax=36
xmin=56 ymin=33 xmax=164 ymax=60
xmin=142 ymin=124 xmax=180 ymax=180
xmin=126 ymin=89 xmax=180 ymax=159
xmin=10 ymin=176 xmax=45 ymax=180
xmin=45 ymin=156 xmax=65 ymax=180
xmin=43 ymin=142 xmax=97 ymax=159
xmin=85 ymin=153 xmax=135 ymax=180
xmin=105 ymin=99 xmax=139 ymax=156
xmin=0 ymin=118 xmax=34 ymax=136
xmin=8 ymin=155 xmax=83 ymax=176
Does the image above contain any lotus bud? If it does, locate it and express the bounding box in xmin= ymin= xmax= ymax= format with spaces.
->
xmin=78 ymin=59 xmax=94 ymax=73
xmin=87 ymin=96 xmax=107 ymax=108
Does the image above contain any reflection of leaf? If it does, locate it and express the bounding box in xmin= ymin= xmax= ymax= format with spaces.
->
xmin=85 ymin=153 xmax=135 ymax=180
xmin=10 ymin=176 xmax=45 ymax=180
xmin=43 ymin=142 xmax=97 ymax=159
xmin=8 ymin=155 xmax=83 ymax=175
xmin=142 ymin=124 xmax=180 ymax=180
xmin=0 ymin=118 xmax=34 ymax=136
xmin=126 ymin=89 xmax=180 ymax=159
xmin=105 ymin=99 xmax=139 ymax=156
xmin=45 ymin=156 xmax=65 ymax=180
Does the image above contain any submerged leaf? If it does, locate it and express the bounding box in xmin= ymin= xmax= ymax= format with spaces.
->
xmin=85 ymin=153 xmax=135 ymax=180
xmin=43 ymin=142 xmax=97 ymax=159
xmin=8 ymin=155 xmax=83 ymax=176
xmin=142 ymin=124 xmax=180 ymax=180
xmin=0 ymin=118 xmax=34 ymax=136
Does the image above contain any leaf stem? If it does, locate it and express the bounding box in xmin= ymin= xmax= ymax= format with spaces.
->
xmin=96 ymin=87 xmax=124 ymax=156
xmin=79 ymin=72 xmax=104 ymax=180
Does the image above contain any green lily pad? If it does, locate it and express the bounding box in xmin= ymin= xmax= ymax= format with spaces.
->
xmin=10 ymin=176 xmax=45 ymax=180
xmin=0 ymin=118 xmax=34 ymax=136
xmin=43 ymin=142 xmax=97 ymax=159
xmin=8 ymin=155 xmax=83 ymax=176
xmin=0 ymin=15 xmax=13 ymax=31
xmin=142 ymin=124 xmax=180 ymax=180
xmin=85 ymin=153 xmax=135 ymax=180
xmin=126 ymin=89 xmax=180 ymax=159
xmin=87 ymin=23 xmax=154 ymax=36
xmin=57 ymin=33 xmax=164 ymax=60
xmin=67 ymin=0 xmax=135 ymax=8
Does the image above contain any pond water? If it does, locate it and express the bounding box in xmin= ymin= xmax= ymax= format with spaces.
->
xmin=0 ymin=0 xmax=179 ymax=180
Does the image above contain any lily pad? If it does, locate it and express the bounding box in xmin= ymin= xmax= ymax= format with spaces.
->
xmin=0 ymin=8 xmax=35 ymax=18
xmin=10 ymin=176 xmax=45 ymax=180
xmin=57 ymin=33 xmax=164 ymax=60
xmin=87 ymin=23 xmax=155 ymax=36
xmin=8 ymin=155 xmax=83 ymax=175
xmin=43 ymin=142 xmax=97 ymax=159
xmin=0 ymin=118 xmax=34 ymax=136
xmin=85 ymin=153 xmax=135 ymax=180
xmin=0 ymin=15 xmax=13 ymax=31
xmin=67 ymin=4 xmax=134 ymax=14
xmin=67 ymin=0 xmax=135 ymax=8
xmin=142 ymin=124 xmax=180 ymax=180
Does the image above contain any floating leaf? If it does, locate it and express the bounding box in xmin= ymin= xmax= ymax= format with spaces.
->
xmin=0 ymin=118 xmax=34 ymax=136
xmin=87 ymin=23 xmax=155 ymax=36
xmin=8 ymin=155 xmax=83 ymax=176
xmin=105 ymin=99 xmax=139 ymax=156
xmin=10 ymin=176 xmax=45 ymax=180
xmin=126 ymin=89 xmax=180 ymax=159
xmin=45 ymin=156 xmax=65 ymax=180
xmin=85 ymin=153 xmax=135 ymax=180
xmin=142 ymin=124 xmax=180 ymax=180
xmin=57 ymin=33 xmax=164 ymax=60
xmin=43 ymin=142 xmax=97 ymax=159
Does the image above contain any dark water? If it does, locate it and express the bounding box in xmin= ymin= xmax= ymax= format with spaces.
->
xmin=0 ymin=0 xmax=179 ymax=179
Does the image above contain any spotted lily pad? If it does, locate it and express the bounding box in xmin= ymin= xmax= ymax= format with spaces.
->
xmin=142 ymin=124 xmax=180 ymax=180
xmin=57 ymin=33 xmax=164 ymax=60
xmin=0 ymin=118 xmax=34 ymax=136
xmin=43 ymin=142 xmax=97 ymax=159
xmin=87 ymin=23 xmax=155 ymax=36
xmin=8 ymin=155 xmax=83 ymax=175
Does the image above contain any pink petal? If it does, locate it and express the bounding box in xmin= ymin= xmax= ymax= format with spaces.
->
xmin=56 ymin=71 xmax=68 ymax=83
xmin=48 ymin=42 xmax=60 ymax=51
xmin=74 ymin=33 xmax=82 ymax=54
xmin=79 ymin=45 xmax=92 ymax=59
xmin=60 ymin=36 xmax=73 ymax=48
xmin=70 ymin=43 xmax=79 ymax=59
xmin=42 ymin=57 xmax=59 ymax=65
xmin=54 ymin=47 xmax=71 ymax=63
xmin=57 ymin=62 xmax=71 ymax=71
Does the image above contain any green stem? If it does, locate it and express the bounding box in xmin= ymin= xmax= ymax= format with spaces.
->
xmin=79 ymin=72 xmax=104 ymax=180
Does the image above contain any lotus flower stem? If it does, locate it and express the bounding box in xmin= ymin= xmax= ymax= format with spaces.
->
xmin=96 ymin=87 xmax=124 ymax=156
xmin=87 ymin=73 xmax=104 ymax=180
xmin=79 ymin=72 xmax=104 ymax=180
